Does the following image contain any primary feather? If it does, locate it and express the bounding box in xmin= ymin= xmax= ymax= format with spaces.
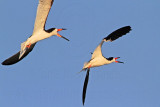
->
xmin=104 ymin=26 xmax=131 ymax=41
xmin=82 ymin=68 xmax=90 ymax=105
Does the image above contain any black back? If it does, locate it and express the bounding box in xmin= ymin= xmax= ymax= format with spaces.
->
xmin=2 ymin=43 xmax=36 ymax=65
xmin=104 ymin=26 xmax=131 ymax=41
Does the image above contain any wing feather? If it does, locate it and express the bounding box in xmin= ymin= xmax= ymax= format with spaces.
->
xmin=104 ymin=26 xmax=131 ymax=41
xmin=91 ymin=26 xmax=131 ymax=59
xmin=82 ymin=68 xmax=90 ymax=105
xmin=2 ymin=43 xmax=36 ymax=65
xmin=33 ymin=0 xmax=54 ymax=33
xmin=91 ymin=40 xmax=104 ymax=59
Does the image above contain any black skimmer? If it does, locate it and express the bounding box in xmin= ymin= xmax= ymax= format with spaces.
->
xmin=2 ymin=0 xmax=69 ymax=65
xmin=81 ymin=26 xmax=132 ymax=105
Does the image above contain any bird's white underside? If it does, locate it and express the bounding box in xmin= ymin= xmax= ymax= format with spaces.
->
xmin=83 ymin=56 xmax=114 ymax=69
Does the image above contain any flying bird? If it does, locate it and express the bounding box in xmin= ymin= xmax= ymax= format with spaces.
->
xmin=2 ymin=0 xmax=69 ymax=65
xmin=81 ymin=26 xmax=132 ymax=105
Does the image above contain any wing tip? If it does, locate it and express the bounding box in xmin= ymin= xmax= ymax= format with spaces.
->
xmin=82 ymin=69 xmax=90 ymax=105
xmin=1 ymin=61 xmax=7 ymax=65
xmin=2 ymin=61 xmax=13 ymax=66
xmin=103 ymin=25 xmax=132 ymax=41
xmin=1 ymin=58 xmax=18 ymax=65
xmin=82 ymin=100 xmax=85 ymax=106
xmin=124 ymin=25 xmax=132 ymax=32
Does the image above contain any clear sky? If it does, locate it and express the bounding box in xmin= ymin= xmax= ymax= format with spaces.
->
xmin=0 ymin=0 xmax=160 ymax=107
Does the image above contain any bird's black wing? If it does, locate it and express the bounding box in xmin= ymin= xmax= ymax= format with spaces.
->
xmin=104 ymin=26 xmax=131 ymax=41
xmin=2 ymin=43 xmax=36 ymax=65
xmin=82 ymin=68 xmax=90 ymax=105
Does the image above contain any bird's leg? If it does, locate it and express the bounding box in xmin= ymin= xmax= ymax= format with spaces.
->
xmin=26 ymin=43 xmax=31 ymax=49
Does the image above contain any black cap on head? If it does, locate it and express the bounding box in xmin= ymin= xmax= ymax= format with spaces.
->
xmin=106 ymin=57 xmax=114 ymax=61
xmin=46 ymin=28 xmax=56 ymax=33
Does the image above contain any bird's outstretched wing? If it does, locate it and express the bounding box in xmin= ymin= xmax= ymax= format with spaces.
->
xmin=82 ymin=68 xmax=90 ymax=105
xmin=91 ymin=26 xmax=131 ymax=59
xmin=2 ymin=43 xmax=36 ymax=65
xmin=104 ymin=26 xmax=131 ymax=42
xmin=91 ymin=40 xmax=104 ymax=59
xmin=33 ymin=0 xmax=54 ymax=33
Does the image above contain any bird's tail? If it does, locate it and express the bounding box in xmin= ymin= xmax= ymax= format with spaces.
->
xmin=21 ymin=41 xmax=26 ymax=49
xmin=78 ymin=62 xmax=89 ymax=73
xmin=78 ymin=68 xmax=87 ymax=74
xmin=19 ymin=41 xmax=27 ymax=59
xmin=83 ymin=62 xmax=88 ymax=67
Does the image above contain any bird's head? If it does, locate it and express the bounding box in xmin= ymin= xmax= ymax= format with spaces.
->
xmin=46 ymin=28 xmax=69 ymax=41
xmin=106 ymin=57 xmax=124 ymax=64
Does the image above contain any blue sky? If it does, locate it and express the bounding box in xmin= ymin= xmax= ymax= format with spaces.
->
xmin=0 ymin=0 xmax=160 ymax=107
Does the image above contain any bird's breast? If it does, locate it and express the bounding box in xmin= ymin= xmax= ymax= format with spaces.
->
xmin=84 ymin=57 xmax=111 ymax=68
xmin=30 ymin=31 xmax=51 ymax=43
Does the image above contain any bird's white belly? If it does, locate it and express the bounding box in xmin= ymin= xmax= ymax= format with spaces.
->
xmin=28 ymin=31 xmax=50 ymax=44
xmin=91 ymin=58 xmax=107 ymax=67
xmin=84 ymin=57 xmax=111 ymax=69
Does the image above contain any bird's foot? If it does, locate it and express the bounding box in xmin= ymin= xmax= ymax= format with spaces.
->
xmin=26 ymin=43 xmax=31 ymax=49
